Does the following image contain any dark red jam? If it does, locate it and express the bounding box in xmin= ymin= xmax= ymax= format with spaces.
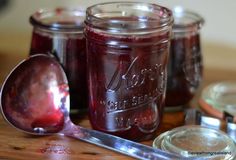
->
xmin=165 ymin=33 xmax=203 ymax=106
xmin=84 ymin=2 xmax=173 ymax=141
xmin=85 ymin=27 xmax=171 ymax=141
xmin=30 ymin=27 xmax=87 ymax=113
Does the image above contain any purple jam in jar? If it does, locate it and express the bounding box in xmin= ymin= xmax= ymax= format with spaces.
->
xmin=85 ymin=2 xmax=173 ymax=141
xmin=165 ymin=7 xmax=204 ymax=108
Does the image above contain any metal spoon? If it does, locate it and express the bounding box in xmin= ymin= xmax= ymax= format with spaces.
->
xmin=0 ymin=54 xmax=182 ymax=160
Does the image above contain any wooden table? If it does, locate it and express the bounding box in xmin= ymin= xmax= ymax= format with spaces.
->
xmin=0 ymin=53 xmax=236 ymax=160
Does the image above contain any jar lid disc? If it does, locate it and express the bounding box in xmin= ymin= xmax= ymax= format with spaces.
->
xmin=153 ymin=125 xmax=236 ymax=159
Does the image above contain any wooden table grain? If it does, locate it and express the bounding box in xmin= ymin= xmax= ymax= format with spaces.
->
xmin=0 ymin=54 xmax=236 ymax=160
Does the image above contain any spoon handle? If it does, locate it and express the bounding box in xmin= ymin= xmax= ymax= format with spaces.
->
xmin=63 ymin=123 xmax=181 ymax=160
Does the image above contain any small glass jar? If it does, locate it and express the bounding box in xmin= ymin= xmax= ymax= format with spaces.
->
xmin=153 ymin=125 xmax=236 ymax=159
xmin=29 ymin=8 xmax=87 ymax=114
xmin=165 ymin=7 xmax=204 ymax=108
xmin=84 ymin=2 xmax=173 ymax=141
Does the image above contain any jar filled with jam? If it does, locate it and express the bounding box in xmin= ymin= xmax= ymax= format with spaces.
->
xmin=165 ymin=7 xmax=204 ymax=108
xmin=29 ymin=8 xmax=87 ymax=114
xmin=84 ymin=2 xmax=173 ymax=141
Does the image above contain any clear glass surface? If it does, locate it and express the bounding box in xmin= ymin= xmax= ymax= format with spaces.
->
xmin=201 ymin=81 xmax=236 ymax=116
xmin=153 ymin=125 xmax=236 ymax=159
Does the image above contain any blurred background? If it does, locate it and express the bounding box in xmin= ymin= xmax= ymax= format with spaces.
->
xmin=0 ymin=0 xmax=236 ymax=84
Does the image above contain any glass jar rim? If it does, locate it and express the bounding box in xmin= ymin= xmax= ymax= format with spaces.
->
xmin=30 ymin=7 xmax=85 ymax=31
xmin=85 ymin=2 xmax=173 ymax=34
xmin=172 ymin=6 xmax=204 ymax=33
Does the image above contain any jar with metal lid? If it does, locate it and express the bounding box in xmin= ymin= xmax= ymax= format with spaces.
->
xmin=84 ymin=2 xmax=173 ymax=141
xmin=29 ymin=8 xmax=87 ymax=115
xmin=165 ymin=7 xmax=204 ymax=108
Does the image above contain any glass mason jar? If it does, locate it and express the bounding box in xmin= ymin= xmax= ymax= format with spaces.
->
xmin=84 ymin=2 xmax=173 ymax=141
xmin=29 ymin=8 xmax=87 ymax=114
xmin=165 ymin=7 xmax=204 ymax=108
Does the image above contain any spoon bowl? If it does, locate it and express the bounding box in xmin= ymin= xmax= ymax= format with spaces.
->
xmin=0 ymin=54 xmax=185 ymax=160
xmin=1 ymin=54 xmax=68 ymax=135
